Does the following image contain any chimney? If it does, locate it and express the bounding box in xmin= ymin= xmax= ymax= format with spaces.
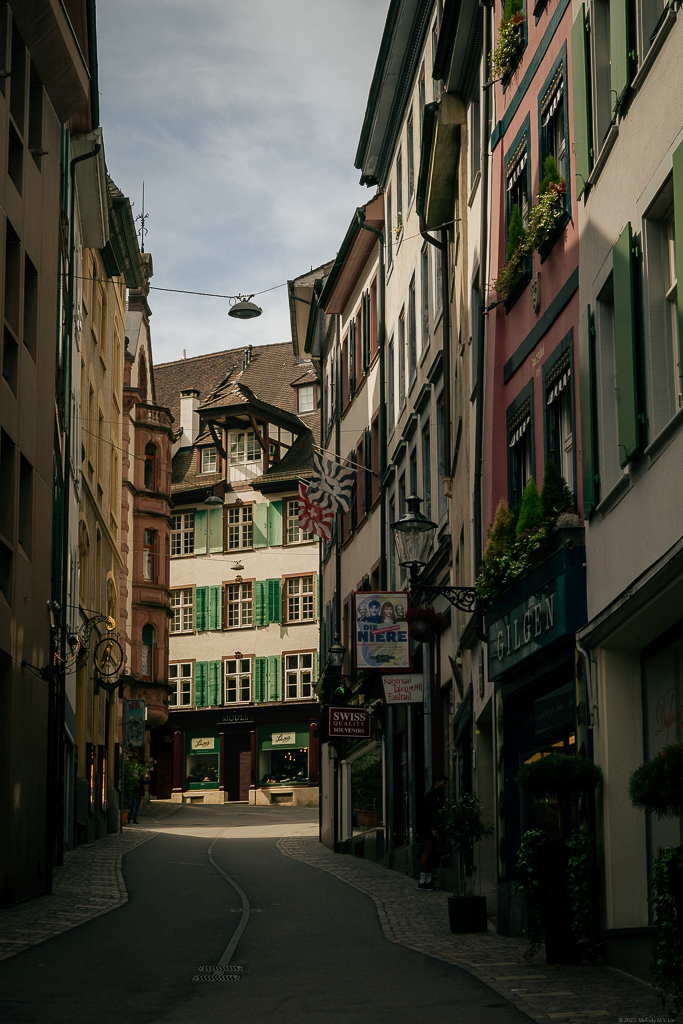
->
xmin=179 ymin=389 xmax=200 ymax=448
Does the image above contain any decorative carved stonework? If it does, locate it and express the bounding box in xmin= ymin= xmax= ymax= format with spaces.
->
xmin=531 ymin=272 xmax=541 ymax=314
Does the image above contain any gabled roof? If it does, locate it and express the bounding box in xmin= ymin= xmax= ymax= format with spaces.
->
xmin=155 ymin=347 xmax=248 ymax=429
xmin=318 ymin=194 xmax=384 ymax=315
xmin=354 ymin=0 xmax=434 ymax=187
xmin=287 ymin=261 xmax=334 ymax=359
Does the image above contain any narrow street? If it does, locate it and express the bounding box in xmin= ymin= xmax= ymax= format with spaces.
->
xmin=0 ymin=804 xmax=528 ymax=1024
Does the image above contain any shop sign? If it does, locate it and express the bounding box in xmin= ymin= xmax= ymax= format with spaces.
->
xmin=354 ymin=591 xmax=410 ymax=670
xmin=327 ymin=706 xmax=372 ymax=738
xmin=534 ymin=683 xmax=575 ymax=740
xmin=382 ymin=673 xmax=424 ymax=704
xmin=218 ymin=712 xmax=252 ymax=724
xmin=271 ymin=731 xmax=296 ymax=746
xmin=191 ymin=737 xmax=216 ymax=751
xmin=126 ymin=699 xmax=145 ymax=747
xmin=488 ymin=581 xmax=564 ymax=678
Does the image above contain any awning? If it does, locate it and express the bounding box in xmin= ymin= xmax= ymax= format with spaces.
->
xmin=547 ymin=367 xmax=571 ymax=404
xmin=509 ymin=415 xmax=531 ymax=447
xmin=542 ymin=77 xmax=563 ymax=126
xmin=507 ymin=150 xmax=527 ymax=191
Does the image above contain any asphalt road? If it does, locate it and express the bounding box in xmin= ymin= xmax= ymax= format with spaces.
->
xmin=0 ymin=804 xmax=528 ymax=1024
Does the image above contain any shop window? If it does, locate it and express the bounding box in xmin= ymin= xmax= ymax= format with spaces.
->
xmin=544 ymin=345 xmax=575 ymax=494
xmin=169 ymin=662 xmax=193 ymax=706
xmin=143 ymin=529 xmax=155 ymax=581
xmin=200 ymin=446 xmax=217 ymax=474
xmin=259 ymin=745 xmax=309 ymax=787
xmin=226 ymin=504 xmax=253 ymax=550
xmin=170 ymin=588 xmax=193 ymax=633
xmin=286 ymin=575 xmax=315 ymax=622
xmin=141 ymin=624 xmax=154 ymax=679
xmin=144 ymin=443 xmax=156 ymax=491
xmin=229 ymin=430 xmax=260 ymax=464
xmin=298 ymin=385 xmax=315 ymax=412
xmin=186 ymin=737 xmax=219 ymax=789
xmin=507 ymin=385 xmax=535 ymax=510
xmin=171 ymin=512 xmax=194 ymax=557
xmin=226 ymin=581 xmax=253 ymax=628
xmin=285 ymin=498 xmax=313 ymax=544
xmin=224 ymin=658 xmax=252 ymax=703
xmin=285 ymin=653 xmax=314 ymax=700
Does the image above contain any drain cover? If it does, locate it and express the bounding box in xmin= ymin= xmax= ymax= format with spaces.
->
xmin=193 ymin=965 xmax=243 ymax=982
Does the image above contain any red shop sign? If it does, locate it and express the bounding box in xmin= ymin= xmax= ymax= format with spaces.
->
xmin=327 ymin=706 xmax=372 ymax=738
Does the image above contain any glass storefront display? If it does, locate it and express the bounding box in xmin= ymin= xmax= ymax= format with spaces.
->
xmin=351 ymin=742 xmax=384 ymax=832
xmin=185 ymin=734 xmax=220 ymax=789
xmin=257 ymin=725 xmax=310 ymax=787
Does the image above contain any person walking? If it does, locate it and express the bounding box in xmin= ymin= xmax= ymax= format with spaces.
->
xmin=417 ymin=774 xmax=448 ymax=890
xmin=127 ymin=768 xmax=148 ymax=825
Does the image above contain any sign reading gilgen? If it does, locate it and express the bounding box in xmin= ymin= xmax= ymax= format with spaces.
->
xmin=327 ymin=706 xmax=372 ymax=738
xmin=354 ymin=591 xmax=410 ymax=670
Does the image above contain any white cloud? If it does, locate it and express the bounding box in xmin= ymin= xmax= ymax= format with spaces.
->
xmin=97 ymin=0 xmax=388 ymax=364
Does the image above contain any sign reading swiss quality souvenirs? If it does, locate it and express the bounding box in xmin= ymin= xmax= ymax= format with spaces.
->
xmin=327 ymin=706 xmax=373 ymax=738
xmin=382 ymin=673 xmax=424 ymax=704
xmin=487 ymin=578 xmax=563 ymax=678
xmin=354 ymin=591 xmax=410 ymax=670
xmin=126 ymin=699 xmax=145 ymax=747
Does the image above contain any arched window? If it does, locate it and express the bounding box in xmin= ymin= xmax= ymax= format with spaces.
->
xmin=141 ymin=624 xmax=154 ymax=679
xmin=144 ymin=443 xmax=156 ymax=491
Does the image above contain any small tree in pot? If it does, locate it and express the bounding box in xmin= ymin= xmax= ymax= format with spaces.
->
xmin=439 ymin=793 xmax=494 ymax=932
xmin=629 ymin=743 xmax=683 ymax=1013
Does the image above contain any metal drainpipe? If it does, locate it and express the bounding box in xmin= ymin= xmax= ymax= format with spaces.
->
xmin=474 ymin=8 xmax=491 ymax=575
xmin=52 ymin=142 xmax=102 ymax=876
xmin=355 ymin=209 xmax=387 ymax=589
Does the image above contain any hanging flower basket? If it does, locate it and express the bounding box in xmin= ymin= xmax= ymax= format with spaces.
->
xmin=405 ymin=606 xmax=450 ymax=643
xmin=490 ymin=12 xmax=524 ymax=81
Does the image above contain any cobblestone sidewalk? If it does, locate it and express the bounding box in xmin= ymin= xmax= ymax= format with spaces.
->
xmin=278 ymin=835 xmax=677 ymax=1024
xmin=0 ymin=800 xmax=181 ymax=962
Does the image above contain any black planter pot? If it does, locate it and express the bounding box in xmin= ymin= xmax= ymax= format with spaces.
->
xmin=448 ymin=895 xmax=488 ymax=933
xmin=538 ymin=842 xmax=582 ymax=965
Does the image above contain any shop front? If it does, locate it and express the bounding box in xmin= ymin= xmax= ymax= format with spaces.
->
xmin=251 ymin=722 xmax=317 ymax=806
xmin=487 ymin=528 xmax=588 ymax=936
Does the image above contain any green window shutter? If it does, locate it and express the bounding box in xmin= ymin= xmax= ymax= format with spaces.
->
xmin=194 ymin=508 xmax=208 ymax=555
xmin=208 ymin=660 xmax=221 ymax=705
xmin=208 ymin=585 xmax=222 ymax=631
xmin=209 ymin=507 xmax=223 ymax=553
xmin=610 ymin=0 xmax=630 ymax=114
xmin=571 ymin=5 xmax=592 ymax=198
xmin=314 ymin=574 xmax=320 ymax=620
xmin=268 ymin=500 xmax=283 ymax=546
xmin=253 ymin=503 xmax=268 ymax=548
xmin=194 ymin=661 xmax=208 ymax=707
xmin=578 ymin=305 xmax=597 ymax=515
xmin=254 ymin=658 xmax=267 ymax=702
xmin=672 ymin=140 xmax=683 ymax=394
xmin=267 ymin=578 xmax=281 ymax=623
xmin=195 ymin=587 xmax=208 ymax=631
xmin=613 ymin=222 xmax=639 ymax=467
xmin=253 ymin=580 xmax=266 ymax=626
xmin=268 ymin=656 xmax=281 ymax=701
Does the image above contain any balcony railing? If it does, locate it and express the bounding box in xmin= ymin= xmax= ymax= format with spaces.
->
xmin=135 ymin=404 xmax=173 ymax=429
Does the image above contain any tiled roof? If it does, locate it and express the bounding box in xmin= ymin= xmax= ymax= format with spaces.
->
xmin=155 ymin=347 xmax=248 ymax=430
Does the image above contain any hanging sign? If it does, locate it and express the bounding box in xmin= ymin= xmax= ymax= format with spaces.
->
xmin=382 ymin=673 xmax=424 ymax=704
xmin=327 ymin=706 xmax=373 ymax=738
xmin=354 ymin=591 xmax=410 ymax=670
xmin=271 ymin=731 xmax=296 ymax=746
xmin=191 ymin=737 xmax=216 ymax=751
xmin=126 ymin=700 xmax=145 ymax=747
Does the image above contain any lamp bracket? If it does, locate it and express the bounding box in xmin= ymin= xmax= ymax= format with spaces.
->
xmin=410 ymin=583 xmax=478 ymax=613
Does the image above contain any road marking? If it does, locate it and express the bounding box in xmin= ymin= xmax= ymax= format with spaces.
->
xmin=207 ymin=831 xmax=252 ymax=967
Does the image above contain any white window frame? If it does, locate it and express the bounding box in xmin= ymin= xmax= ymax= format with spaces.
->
xmin=171 ymin=512 xmax=194 ymax=557
xmin=285 ymin=498 xmax=314 ymax=545
xmin=170 ymin=588 xmax=194 ymax=633
xmin=229 ymin=430 xmax=261 ymax=464
xmin=226 ymin=581 xmax=253 ymax=628
xmin=169 ymin=662 xmax=193 ymax=706
xmin=285 ymin=652 xmax=314 ymax=700
xmin=226 ymin=504 xmax=253 ymax=550
xmin=286 ymin=575 xmax=315 ymax=623
xmin=224 ymin=658 xmax=252 ymax=703
xmin=298 ymin=385 xmax=314 ymax=412
xmin=201 ymin=446 xmax=217 ymax=474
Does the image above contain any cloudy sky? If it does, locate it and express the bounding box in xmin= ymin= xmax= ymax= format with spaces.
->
xmin=97 ymin=1 xmax=388 ymax=365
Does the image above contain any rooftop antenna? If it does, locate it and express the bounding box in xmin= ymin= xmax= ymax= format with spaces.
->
xmin=135 ymin=182 xmax=149 ymax=253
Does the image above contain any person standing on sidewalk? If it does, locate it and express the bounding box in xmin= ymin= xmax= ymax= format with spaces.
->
xmin=127 ymin=770 xmax=148 ymax=825
xmin=417 ymin=775 xmax=448 ymax=890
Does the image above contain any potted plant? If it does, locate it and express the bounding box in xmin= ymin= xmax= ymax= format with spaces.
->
xmin=438 ymin=792 xmax=494 ymax=932
xmin=516 ymin=753 xmax=603 ymax=964
xmin=405 ymin=606 xmax=450 ymax=643
xmin=629 ymin=743 xmax=683 ymax=1012
xmin=490 ymin=0 xmax=524 ymax=81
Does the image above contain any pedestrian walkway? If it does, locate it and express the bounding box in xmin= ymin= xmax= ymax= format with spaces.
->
xmin=277 ymin=835 xmax=676 ymax=1024
xmin=0 ymin=799 xmax=180 ymax=962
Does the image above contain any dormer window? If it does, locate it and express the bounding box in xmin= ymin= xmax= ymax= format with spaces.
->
xmin=201 ymin=446 xmax=217 ymax=474
xmin=298 ymin=385 xmax=315 ymax=413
